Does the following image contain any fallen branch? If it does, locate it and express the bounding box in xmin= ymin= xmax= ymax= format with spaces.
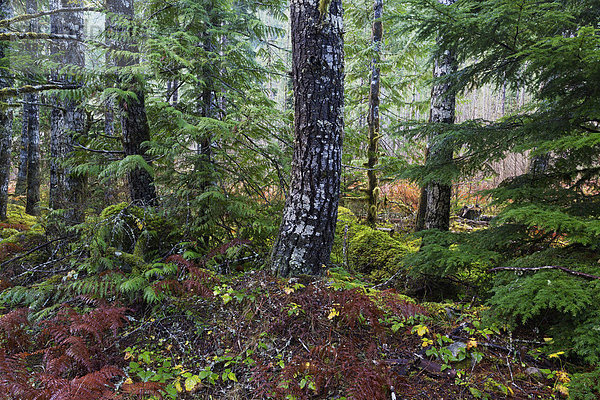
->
xmin=489 ymin=265 xmax=600 ymax=280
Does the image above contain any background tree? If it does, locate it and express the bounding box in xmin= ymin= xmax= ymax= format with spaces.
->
xmin=107 ymin=0 xmax=157 ymax=206
xmin=0 ymin=0 xmax=11 ymax=221
xmin=365 ymin=0 xmax=383 ymax=226
xmin=270 ymin=0 xmax=344 ymax=276
xmin=418 ymin=0 xmax=457 ymax=232
xmin=49 ymin=0 xmax=86 ymax=222
xmin=21 ymin=0 xmax=41 ymax=216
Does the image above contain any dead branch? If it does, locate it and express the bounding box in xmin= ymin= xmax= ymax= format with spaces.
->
xmin=489 ymin=265 xmax=600 ymax=280
xmin=0 ymin=7 xmax=99 ymax=27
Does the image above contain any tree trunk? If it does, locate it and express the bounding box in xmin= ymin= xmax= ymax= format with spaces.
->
xmin=49 ymin=0 xmax=86 ymax=222
xmin=423 ymin=46 xmax=456 ymax=231
xmin=423 ymin=0 xmax=457 ymax=231
xmin=25 ymin=93 xmax=40 ymax=216
xmin=107 ymin=0 xmax=157 ymax=206
xmin=270 ymin=0 xmax=344 ymax=277
xmin=21 ymin=0 xmax=41 ymax=215
xmin=0 ymin=0 xmax=11 ymax=221
xmin=365 ymin=0 xmax=383 ymax=227
xmin=14 ymin=127 xmax=28 ymax=196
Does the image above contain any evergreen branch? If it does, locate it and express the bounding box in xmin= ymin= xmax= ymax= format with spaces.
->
xmin=489 ymin=266 xmax=600 ymax=280
xmin=0 ymin=84 xmax=80 ymax=98
xmin=0 ymin=7 xmax=99 ymax=27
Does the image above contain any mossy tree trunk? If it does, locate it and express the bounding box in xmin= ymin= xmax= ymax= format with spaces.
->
xmin=107 ymin=0 xmax=157 ymax=206
xmin=365 ymin=0 xmax=383 ymax=227
xmin=49 ymin=0 xmax=86 ymax=222
xmin=270 ymin=0 xmax=344 ymax=277
xmin=0 ymin=0 xmax=12 ymax=221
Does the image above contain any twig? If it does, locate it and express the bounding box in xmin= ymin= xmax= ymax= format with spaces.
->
xmin=489 ymin=265 xmax=600 ymax=280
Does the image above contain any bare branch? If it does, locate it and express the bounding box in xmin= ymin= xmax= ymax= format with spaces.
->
xmin=489 ymin=265 xmax=600 ymax=280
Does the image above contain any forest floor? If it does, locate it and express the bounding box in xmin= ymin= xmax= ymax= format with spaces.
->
xmin=110 ymin=268 xmax=564 ymax=399
xmin=0 ymin=204 xmax=569 ymax=399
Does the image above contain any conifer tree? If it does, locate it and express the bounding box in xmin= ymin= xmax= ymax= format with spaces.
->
xmin=49 ymin=0 xmax=86 ymax=222
xmin=417 ymin=0 xmax=456 ymax=232
xmin=107 ymin=0 xmax=157 ymax=206
xmin=405 ymin=0 xmax=600 ymax=369
xmin=365 ymin=0 xmax=383 ymax=227
xmin=270 ymin=0 xmax=344 ymax=276
xmin=21 ymin=0 xmax=41 ymax=216
xmin=0 ymin=0 xmax=11 ymax=221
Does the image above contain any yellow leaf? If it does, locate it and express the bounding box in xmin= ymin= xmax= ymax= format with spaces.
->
xmin=554 ymin=384 xmax=569 ymax=397
xmin=124 ymin=352 xmax=133 ymax=360
xmin=283 ymin=287 xmax=294 ymax=295
xmin=414 ymin=325 xmax=429 ymax=337
xmin=556 ymin=370 xmax=570 ymax=383
xmin=543 ymin=337 xmax=554 ymax=343
xmin=466 ymin=338 xmax=477 ymax=350
xmin=124 ymin=377 xmax=133 ymax=385
xmin=174 ymin=379 xmax=183 ymax=393
xmin=185 ymin=375 xmax=201 ymax=391
xmin=549 ymin=351 xmax=565 ymax=359
xmin=327 ymin=308 xmax=339 ymax=320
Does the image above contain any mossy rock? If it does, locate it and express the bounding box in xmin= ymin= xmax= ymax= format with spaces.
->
xmin=349 ymin=229 xmax=417 ymax=277
xmin=331 ymin=207 xmax=419 ymax=281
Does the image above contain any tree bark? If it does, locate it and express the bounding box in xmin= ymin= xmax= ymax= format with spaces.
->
xmin=107 ymin=0 xmax=157 ymax=206
xmin=0 ymin=0 xmax=11 ymax=221
xmin=270 ymin=0 xmax=344 ymax=277
xmin=365 ymin=0 xmax=383 ymax=227
xmin=14 ymin=125 xmax=28 ymax=195
xmin=25 ymin=92 xmax=40 ymax=216
xmin=422 ymin=0 xmax=457 ymax=231
xmin=49 ymin=0 xmax=86 ymax=222
xmin=18 ymin=0 xmax=41 ymax=215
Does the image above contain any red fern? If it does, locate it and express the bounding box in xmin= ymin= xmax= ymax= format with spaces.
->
xmin=0 ymin=308 xmax=30 ymax=353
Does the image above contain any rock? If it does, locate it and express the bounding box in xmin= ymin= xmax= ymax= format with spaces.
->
xmin=447 ymin=341 xmax=467 ymax=358
xmin=525 ymin=366 xmax=543 ymax=379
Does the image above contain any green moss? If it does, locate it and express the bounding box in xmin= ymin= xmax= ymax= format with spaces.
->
xmin=331 ymin=207 xmax=419 ymax=282
xmin=1 ymin=205 xmax=44 ymax=240
xmin=0 ymin=228 xmax=19 ymax=239
xmin=350 ymin=229 xmax=417 ymax=276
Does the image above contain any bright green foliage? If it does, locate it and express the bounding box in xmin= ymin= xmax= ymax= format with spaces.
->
xmin=401 ymin=0 xmax=600 ymax=367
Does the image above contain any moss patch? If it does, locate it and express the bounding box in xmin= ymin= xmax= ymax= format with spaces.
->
xmin=331 ymin=207 xmax=419 ymax=282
